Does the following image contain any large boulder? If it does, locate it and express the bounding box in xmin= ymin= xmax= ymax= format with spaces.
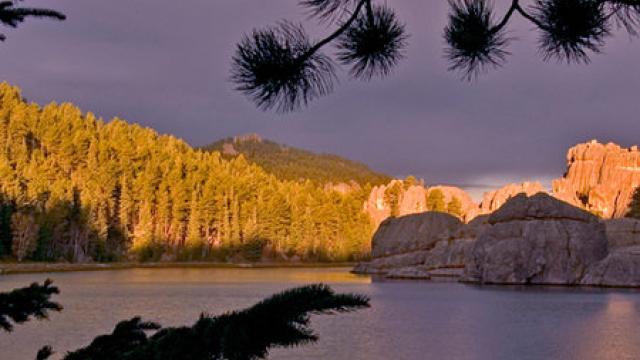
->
xmin=580 ymin=218 xmax=640 ymax=287
xmin=352 ymin=212 xmax=463 ymax=274
xmin=371 ymin=212 xmax=463 ymax=258
xmin=464 ymin=193 xmax=608 ymax=285
xmin=604 ymin=218 xmax=640 ymax=249
xmin=422 ymin=215 xmax=490 ymax=270
xmin=582 ymin=246 xmax=640 ymax=287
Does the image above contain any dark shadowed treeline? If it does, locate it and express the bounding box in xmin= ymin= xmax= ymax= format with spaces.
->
xmin=0 ymin=83 xmax=374 ymax=263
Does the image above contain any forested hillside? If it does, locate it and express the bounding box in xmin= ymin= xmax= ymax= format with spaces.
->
xmin=202 ymin=135 xmax=391 ymax=185
xmin=0 ymin=83 xmax=373 ymax=263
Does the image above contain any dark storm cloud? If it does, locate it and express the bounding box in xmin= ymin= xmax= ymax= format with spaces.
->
xmin=1 ymin=0 xmax=639 ymax=194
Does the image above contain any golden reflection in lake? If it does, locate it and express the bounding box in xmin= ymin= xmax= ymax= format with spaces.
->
xmin=113 ymin=267 xmax=372 ymax=285
xmin=572 ymin=294 xmax=640 ymax=360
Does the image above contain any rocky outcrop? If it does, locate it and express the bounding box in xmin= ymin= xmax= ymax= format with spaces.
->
xmin=479 ymin=182 xmax=545 ymax=214
xmin=371 ymin=211 xmax=463 ymax=258
xmin=464 ymin=193 xmax=608 ymax=285
xmin=582 ymin=218 xmax=640 ymax=287
xmin=429 ymin=185 xmax=479 ymax=221
xmin=353 ymin=212 xmax=490 ymax=278
xmin=352 ymin=212 xmax=464 ymax=275
xmin=604 ymin=218 xmax=640 ymax=249
xmin=363 ymin=180 xmax=480 ymax=228
xmin=552 ymin=140 xmax=640 ymax=218
xmin=581 ymin=247 xmax=640 ymax=287
xmin=357 ymin=191 xmax=640 ymax=287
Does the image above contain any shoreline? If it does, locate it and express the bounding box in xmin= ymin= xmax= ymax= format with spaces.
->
xmin=0 ymin=261 xmax=356 ymax=275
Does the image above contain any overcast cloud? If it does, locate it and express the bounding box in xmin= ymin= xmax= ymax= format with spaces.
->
xmin=1 ymin=0 xmax=639 ymax=196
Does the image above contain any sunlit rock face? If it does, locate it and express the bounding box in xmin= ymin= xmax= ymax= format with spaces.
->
xmin=552 ymin=140 xmax=640 ymax=218
xmin=464 ymin=193 xmax=608 ymax=285
xmin=363 ymin=181 xmax=479 ymax=228
xmin=479 ymin=182 xmax=545 ymax=214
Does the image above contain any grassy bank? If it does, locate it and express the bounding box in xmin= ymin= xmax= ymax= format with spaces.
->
xmin=0 ymin=261 xmax=356 ymax=275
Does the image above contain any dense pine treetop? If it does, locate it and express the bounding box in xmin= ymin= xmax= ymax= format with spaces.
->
xmin=202 ymin=134 xmax=391 ymax=186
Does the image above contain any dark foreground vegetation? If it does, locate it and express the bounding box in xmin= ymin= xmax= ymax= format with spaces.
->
xmin=1 ymin=280 xmax=369 ymax=360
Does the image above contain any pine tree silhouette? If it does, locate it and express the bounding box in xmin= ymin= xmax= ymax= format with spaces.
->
xmin=232 ymin=0 xmax=640 ymax=111
xmin=0 ymin=1 xmax=65 ymax=41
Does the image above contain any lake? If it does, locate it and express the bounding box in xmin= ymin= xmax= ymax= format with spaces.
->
xmin=1 ymin=267 xmax=640 ymax=360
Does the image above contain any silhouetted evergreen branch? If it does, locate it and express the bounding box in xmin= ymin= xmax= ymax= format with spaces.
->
xmin=0 ymin=279 xmax=62 ymax=332
xmin=0 ymin=0 xmax=65 ymax=41
xmin=57 ymin=284 xmax=369 ymax=360
xmin=233 ymin=0 xmax=640 ymax=110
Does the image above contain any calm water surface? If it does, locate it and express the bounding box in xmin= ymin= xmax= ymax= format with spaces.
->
xmin=1 ymin=267 xmax=640 ymax=360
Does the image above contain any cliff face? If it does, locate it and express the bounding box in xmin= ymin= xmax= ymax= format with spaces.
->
xmin=364 ymin=180 xmax=544 ymax=227
xmin=363 ymin=181 xmax=480 ymax=226
xmin=364 ymin=140 xmax=640 ymax=229
xmin=479 ymin=182 xmax=545 ymax=214
xmin=552 ymin=140 xmax=640 ymax=218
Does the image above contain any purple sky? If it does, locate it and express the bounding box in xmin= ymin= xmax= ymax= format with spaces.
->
xmin=1 ymin=0 xmax=639 ymax=196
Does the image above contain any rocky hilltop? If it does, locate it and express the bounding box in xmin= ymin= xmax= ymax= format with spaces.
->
xmin=552 ymin=140 xmax=640 ymax=218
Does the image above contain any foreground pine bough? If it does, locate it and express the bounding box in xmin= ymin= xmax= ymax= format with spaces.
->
xmin=0 ymin=279 xmax=62 ymax=332
xmin=31 ymin=284 xmax=368 ymax=360
xmin=232 ymin=0 xmax=640 ymax=111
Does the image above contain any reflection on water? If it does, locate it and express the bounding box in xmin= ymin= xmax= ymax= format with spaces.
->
xmin=1 ymin=267 xmax=640 ymax=360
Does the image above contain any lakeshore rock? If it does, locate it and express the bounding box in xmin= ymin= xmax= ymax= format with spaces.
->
xmin=604 ymin=218 xmax=640 ymax=249
xmin=352 ymin=212 xmax=463 ymax=275
xmin=464 ymin=193 xmax=608 ymax=285
xmin=352 ymin=212 xmax=490 ymax=277
xmin=581 ymin=246 xmax=640 ymax=287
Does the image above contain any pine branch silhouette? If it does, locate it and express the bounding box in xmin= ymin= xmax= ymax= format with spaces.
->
xmin=232 ymin=0 xmax=640 ymax=111
xmin=57 ymin=284 xmax=369 ymax=360
xmin=0 ymin=0 xmax=66 ymax=41
xmin=0 ymin=279 xmax=62 ymax=332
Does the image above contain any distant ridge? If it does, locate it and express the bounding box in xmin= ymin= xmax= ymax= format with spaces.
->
xmin=202 ymin=134 xmax=392 ymax=186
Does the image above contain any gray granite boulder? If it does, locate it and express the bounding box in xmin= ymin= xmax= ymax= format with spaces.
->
xmin=352 ymin=212 xmax=463 ymax=274
xmin=582 ymin=246 xmax=640 ymax=287
xmin=464 ymin=193 xmax=608 ymax=285
xmin=604 ymin=218 xmax=640 ymax=249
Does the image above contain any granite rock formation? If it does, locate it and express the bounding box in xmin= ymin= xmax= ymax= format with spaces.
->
xmin=581 ymin=246 xmax=640 ymax=287
xmin=480 ymin=182 xmax=545 ymax=214
xmin=363 ymin=181 xmax=480 ymax=227
xmin=581 ymin=218 xmax=640 ymax=287
xmin=604 ymin=218 xmax=640 ymax=249
xmin=552 ymin=140 xmax=640 ymax=218
xmin=352 ymin=213 xmax=491 ymax=279
xmin=463 ymin=193 xmax=608 ymax=285
xmin=352 ymin=212 xmax=463 ymax=275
